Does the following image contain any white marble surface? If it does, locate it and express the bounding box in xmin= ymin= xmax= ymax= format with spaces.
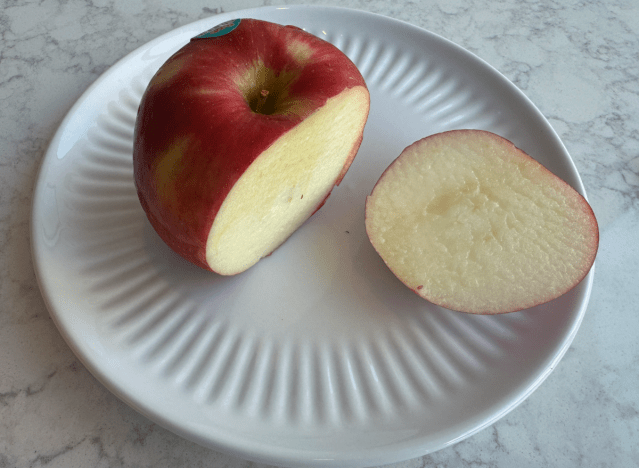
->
xmin=1 ymin=0 xmax=638 ymax=467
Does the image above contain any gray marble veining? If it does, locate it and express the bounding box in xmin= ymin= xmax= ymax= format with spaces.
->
xmin=1 ymin=0 xmax=637 ymax=467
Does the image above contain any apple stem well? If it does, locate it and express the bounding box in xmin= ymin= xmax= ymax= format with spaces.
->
xmin=250 ymin=89 xmax=276 ymax=115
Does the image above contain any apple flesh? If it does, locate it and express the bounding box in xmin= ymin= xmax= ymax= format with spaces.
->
xmin=365 ymin=130 xmax=599 ymax=314
xmin=133 ymin=18 xmax=370 ymax=275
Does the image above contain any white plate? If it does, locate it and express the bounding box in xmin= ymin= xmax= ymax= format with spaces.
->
xmin=32 ymin=6 xmax=594 ymax=468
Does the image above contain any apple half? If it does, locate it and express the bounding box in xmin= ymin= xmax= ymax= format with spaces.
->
xmin=133 ymin=18 xmax=370 ymax=275
xmin=365 ymin=130 xmax=599 ymax=314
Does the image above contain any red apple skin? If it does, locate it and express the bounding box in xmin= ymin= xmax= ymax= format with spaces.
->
xmin=133 ymin=18 xmax=369 ymax=271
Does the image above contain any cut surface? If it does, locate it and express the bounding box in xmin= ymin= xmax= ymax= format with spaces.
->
xmin=365 ymin=130 xmax=599 ymax=314
xmin=206 ymin=86 xmax=369 ymax=275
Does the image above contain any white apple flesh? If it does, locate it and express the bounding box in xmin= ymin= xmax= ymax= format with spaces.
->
xmin=365 ymin=130 xmax=599 ymax=314
xmin=133 ymin=18 xmax=370 ymax=275
xmin=208 ymin=89 xmax=368 ymax=274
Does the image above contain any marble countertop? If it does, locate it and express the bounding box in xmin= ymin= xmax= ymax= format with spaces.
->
xmin=2 ymin=0 xmax=637 ymax=467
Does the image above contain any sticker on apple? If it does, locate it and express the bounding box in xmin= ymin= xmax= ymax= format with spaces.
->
xmin=192 ymin=19 xmax=241 ymax=40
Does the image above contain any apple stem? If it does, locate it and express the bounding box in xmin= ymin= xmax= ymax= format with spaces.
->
xmin=255 ymin=89 xmax=270 ymax=114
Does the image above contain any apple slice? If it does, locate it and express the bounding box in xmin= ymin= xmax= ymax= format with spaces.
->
xmin=365 ymin=130 xmax=599 ymax=314
xmin=133 ymin=18 xmax=370 ymax=275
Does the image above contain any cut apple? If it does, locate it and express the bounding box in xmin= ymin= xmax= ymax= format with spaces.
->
xmin=133 ymin=18 xmax=370 ymax=275
xmin=365 ymin=130 xmax=599 ymax=314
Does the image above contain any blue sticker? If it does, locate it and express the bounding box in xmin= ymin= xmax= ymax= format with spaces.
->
xmin=192 ymin=19 xmax=241 ymax=40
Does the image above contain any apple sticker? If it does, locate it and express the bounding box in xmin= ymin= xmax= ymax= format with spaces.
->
xmin=192 ymin=19 xmax=241 ymax=40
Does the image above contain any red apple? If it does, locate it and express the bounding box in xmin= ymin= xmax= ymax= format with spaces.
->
xmin=365 ymin=130 xmax=599 ymax=314
xmin=133 ymin=18 xmax=370 ymax=275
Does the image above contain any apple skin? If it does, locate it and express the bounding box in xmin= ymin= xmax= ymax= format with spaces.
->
xmin=133 ymin=18 xmax=369 ymax=272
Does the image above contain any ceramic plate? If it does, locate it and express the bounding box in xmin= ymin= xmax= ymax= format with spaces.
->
xmin=31 ymin=6 xmax=594 ymax=467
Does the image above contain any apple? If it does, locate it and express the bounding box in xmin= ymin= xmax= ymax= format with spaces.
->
xmin=365 ymin=130 xmax=599 ymax=314
xmin=133 ymin=18 xmax=370 ymax=275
